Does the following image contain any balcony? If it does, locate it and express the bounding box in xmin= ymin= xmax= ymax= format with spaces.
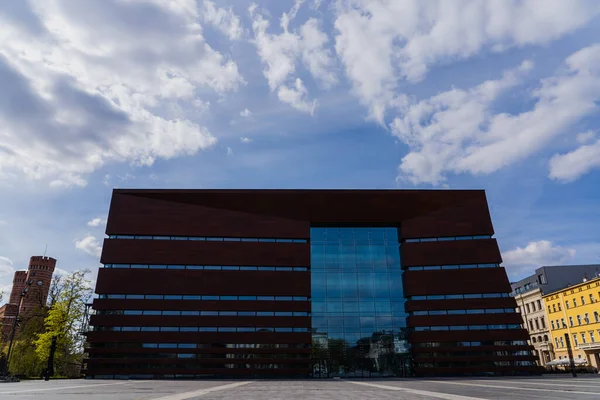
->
xmin=577 ymin=342 xmax=600 ymax=351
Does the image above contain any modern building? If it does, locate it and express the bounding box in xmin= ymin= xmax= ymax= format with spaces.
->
xmin=544 ymin=275 xmax=600 ymax=369
xmin=0 ymin=256 xmax=56 ymax=341
xmin=510 ymin=264 xmax=600 ymax=368
xmin=85 ymin=189 xmax=539 ymax=379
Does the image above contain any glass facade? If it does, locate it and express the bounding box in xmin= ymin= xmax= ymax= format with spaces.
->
xmin=310 ymin=227 xmax=411 ymax=377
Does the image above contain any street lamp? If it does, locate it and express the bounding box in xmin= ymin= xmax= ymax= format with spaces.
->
xmin=3 ymin=277 xmax=43 ymax=377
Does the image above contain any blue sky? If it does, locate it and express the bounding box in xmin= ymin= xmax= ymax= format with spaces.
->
xmin=0 ymin=0 xmax=599 ymax=297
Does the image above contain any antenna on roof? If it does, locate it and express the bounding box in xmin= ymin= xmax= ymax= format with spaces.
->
xmin=43 ymin=245 xmax=48 ymax=258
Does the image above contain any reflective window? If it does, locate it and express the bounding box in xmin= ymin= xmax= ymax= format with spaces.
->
xmin=108 ymin=235 xmax=308 ymax=243
xmin=102 ymin=264 xmax=309 ymax=271
xmin=310 ymin=227 xmax=410 ymax=378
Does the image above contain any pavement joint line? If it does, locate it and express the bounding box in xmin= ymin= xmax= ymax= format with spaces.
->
xmin=149 ymin=381 xmax=253 ymax=400
xmin=454 ymin=379 xmax=600 ymax=389
xmin=346 ymin=380 xmax=489 ymax=400
xmin=425 ymin=380 xmax=600 ymax=395
xmin=0 ymin=381 xmax=132 ymax=394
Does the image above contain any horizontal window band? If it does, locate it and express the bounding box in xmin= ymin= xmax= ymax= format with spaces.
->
xmin=88 ymin=343 xmax=310 ymax=349
xmin=409 ymin=308 xmax=516 ymax=316
xmin=92 ymin=327 xmax=310 ymax=333
xmin=413 ymin=340 xmax=529 ymax=347
xmin=86 ymin=363 xmax=311 ymax=370
xmin=413 ymin=324 xmax=522 ymax=332
xmin=97 ymin=295 xmax=309 ymax=301
xmin=108 ymin=235 xmax=307 ymax=243
xmin=408 ymin=293 xmax=511 ymax=300
xmin=415 ymin=350 xmax=532 ymax=357
xmin=86 ymin=353 xmax=310 ymax=359
xmin=416 ymin=360 xmax=536 ymax=368
xmin=404 ymin=235 xmax=492 ymax=243
xmin=96 ymin=311 xmax=310 ymax=316
xmin=102 ymin=264 xmax=308 ymax=271
xmin=405 ymin=264 xmax=499 ymax=271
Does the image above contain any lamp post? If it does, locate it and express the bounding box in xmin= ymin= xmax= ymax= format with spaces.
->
xmin=564 ymin=333 xmax=577 ymax=378
xmin=3 ymin=277 xmax=44 ymax=377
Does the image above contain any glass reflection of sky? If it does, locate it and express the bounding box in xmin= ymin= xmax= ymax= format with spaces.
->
xmin=310 ymin=227 xmax=410 ymax=377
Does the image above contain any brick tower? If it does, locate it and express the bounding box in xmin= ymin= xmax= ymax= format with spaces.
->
xmin=0 ymin=256 xmax=56 ymax=341
xmin=8 ymin=271 xmax=28 ymax=305
xmin=19 ymin=256 xmax=56 ymax=315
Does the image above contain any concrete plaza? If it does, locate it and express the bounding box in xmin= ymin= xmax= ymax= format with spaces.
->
xmin=1 ymin=376 xmax=600 ymax=399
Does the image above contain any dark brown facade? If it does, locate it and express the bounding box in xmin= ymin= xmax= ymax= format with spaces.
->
xmin=86 ymin=189 xmax=539 ymax=379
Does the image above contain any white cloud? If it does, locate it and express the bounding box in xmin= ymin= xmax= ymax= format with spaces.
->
xmin=53 ymin=267 xmax=71 ymax=277
xmin=226 ymin=147 xmax=234 ymax=156
xmin=277 ymin=78 xmax=317 ymax=115
xmin=240 ymin=108 xmax=252 ymax=117
xmin=502 ymin=240 xmax=576 ymax=274
xmin=576 ymin=130 xmax=597 ymax=144
xmin=202 ymin=0 xmax=243 ymax=41
xmin=333 ymin=0 xmax=600 ymax=122
xmin=299 ymin=18 xmax=337 ymax=88
xmin=87 ymin=217 xmax=106 ymax=227
xmin=393 ymin=44 xmax=600 ymax=185
xmin=0 ymin=0 xmax=244 ymax=187
xmin=75 ymin=234 xmax=102 ymax=258
xmin=240 ymin=137 xmax=252 ymax=143
xmin=0 ymin=256 xmax=15 ymax=279
xmin=250 ymin=4 xmax=336 ymax=113
xmin=549 ymin=139 xmax=600 ymax=182
xmin=391 ymin=60 xmax=533 ymax=185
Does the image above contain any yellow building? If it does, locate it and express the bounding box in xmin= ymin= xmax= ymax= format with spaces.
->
xmin=544 ymin=276 xmax=600 ymax=368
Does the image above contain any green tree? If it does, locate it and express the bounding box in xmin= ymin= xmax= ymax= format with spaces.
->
xmin=34 ymin=270 xmax=92 ymax=378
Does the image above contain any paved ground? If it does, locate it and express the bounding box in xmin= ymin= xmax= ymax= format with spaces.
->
xmin=1 ymin=375 xmax=600 ymax=399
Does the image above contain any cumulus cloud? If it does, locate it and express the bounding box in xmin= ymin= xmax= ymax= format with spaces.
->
xmin=240 ymin=137 xmax=252 ymax=143
xmin=0 ymin=256 xmax=15 ymax=278
xmin=202 ymin=0 xmax=243 ymax=41
xmin=391 ymin=60 xmax=534 ymax=185
xmin=334 ymin=0 xmax=600 ymax=122
xmin=240 ymin=108 xmax=252 ymax=117
xmin=576 ymin=130 xmax=597 ymax=144
xmin=0 ymin=0 xmax=244 ymax=187
xmin=277 ymin=78 xmax=317 ymax=115
xmin=549 ymin=139 xmax=600 ymax=182
xmin=87 ymin=218 xmax=106 ymax=227
xmin=393 ymin=44 xmax=600 ymax=185
xmin=226 ymin=147 xmax=234 ymax=156
xmin=503 ymin=240 xmax=576 ymax=275
xmin=250 ymin=3 xmax=336 ymax=113
xmin=75 ymin=235 xmax=102 ymax=258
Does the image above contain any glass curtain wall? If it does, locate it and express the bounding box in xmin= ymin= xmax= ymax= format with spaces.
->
xmin=310 ymin=227 xmax=411 ymax=377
